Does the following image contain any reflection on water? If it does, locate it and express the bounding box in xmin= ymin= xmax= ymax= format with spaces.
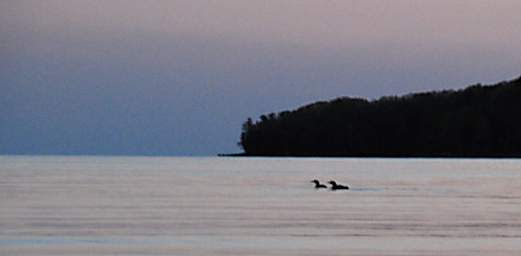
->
xmin=1 ymin=156 xmax=521 ymax=255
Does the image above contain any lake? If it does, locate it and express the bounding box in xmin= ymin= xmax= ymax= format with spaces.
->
xmin=1 ymin=156 xmax=521 ymax=255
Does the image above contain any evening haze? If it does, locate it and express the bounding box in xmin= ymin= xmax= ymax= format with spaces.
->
xmin=1 ymin=1 xmax=520 ymax=155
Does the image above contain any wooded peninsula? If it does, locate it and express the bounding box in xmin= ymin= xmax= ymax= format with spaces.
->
xmin=238 ymin=76 xmax=521 ymax=157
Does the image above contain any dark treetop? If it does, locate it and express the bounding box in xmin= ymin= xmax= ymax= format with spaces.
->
xmin=238 ymin=76 xmax=521 ymax=157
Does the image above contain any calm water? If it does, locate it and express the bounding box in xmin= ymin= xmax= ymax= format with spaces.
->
xmin=1 ymin=156 xmax=521 ymax=256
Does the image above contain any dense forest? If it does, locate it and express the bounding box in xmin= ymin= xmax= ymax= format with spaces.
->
xmin=238 ymin=77 xmax=521 ymax=157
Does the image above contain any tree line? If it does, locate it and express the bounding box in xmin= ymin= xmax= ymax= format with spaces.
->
xmin=238 ymin=76 xmax=521 ymax=157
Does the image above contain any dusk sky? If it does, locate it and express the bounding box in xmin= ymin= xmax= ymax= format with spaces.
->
xmin=1 ymin=0 xmax=521 ymax=155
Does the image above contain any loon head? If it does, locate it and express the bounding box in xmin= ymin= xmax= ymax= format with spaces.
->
xmin=311 ymin=179 xmax=320 ymax=184
xmin=328 ymin=180 xmax=337 ymax=185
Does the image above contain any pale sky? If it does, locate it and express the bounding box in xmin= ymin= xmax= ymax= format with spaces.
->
xmin=1 ymin=0 xmax=520 ymax=155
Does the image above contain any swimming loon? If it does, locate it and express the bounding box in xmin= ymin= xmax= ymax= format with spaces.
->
xmin=328 ymin=180 xmax=350 ymax=190
xmin=311 ymin=179 xmax=327 ymax=189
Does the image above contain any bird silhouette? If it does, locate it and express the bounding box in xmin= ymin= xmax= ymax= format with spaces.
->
xmin=310 ymin=179 xmax=327 ymax=189
xmin=328 ymin=180 xmax=350 ymax=190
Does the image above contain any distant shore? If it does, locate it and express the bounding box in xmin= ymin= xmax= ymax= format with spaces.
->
xmin=218 ymin=153 xmax=521 ymax=159
xmin=237 ymin=76 xmax=521 ymax=157
xmin=217 ymin=153 xmax=248 ymax=157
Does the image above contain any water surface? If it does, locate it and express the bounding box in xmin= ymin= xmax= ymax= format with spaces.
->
xmin=1 ymin=156 xmax=521 ymax=255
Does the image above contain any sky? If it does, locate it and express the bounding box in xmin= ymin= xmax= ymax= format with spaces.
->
xmin=1 ymin=0 xmax=521 ymax=156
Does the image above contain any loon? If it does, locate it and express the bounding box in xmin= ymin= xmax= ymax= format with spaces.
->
xmin=328 ymin=180 xmax=350 ymax=190
xmin=311 ymin=179 xmax=327 ymax=189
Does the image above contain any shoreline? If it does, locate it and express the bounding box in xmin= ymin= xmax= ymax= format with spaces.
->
xmin=217 ymin=153 xmax=521 ymax=159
